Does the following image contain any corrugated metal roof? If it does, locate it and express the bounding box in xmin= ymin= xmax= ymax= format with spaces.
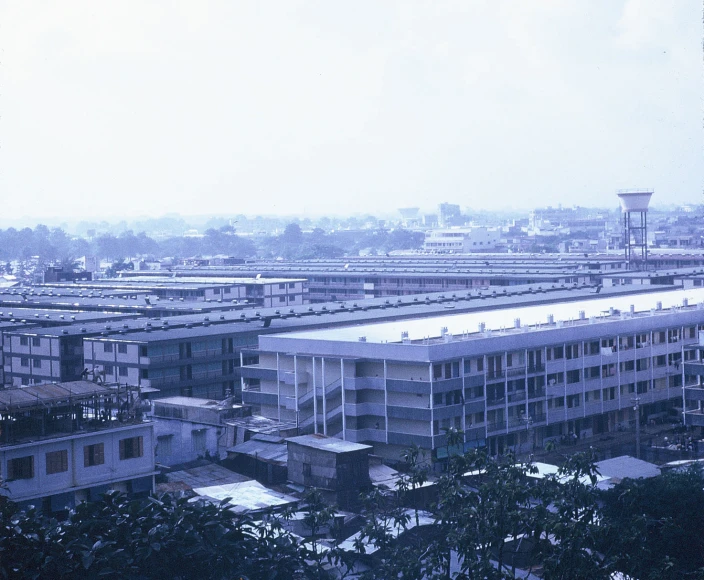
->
xmin=0 ymin=381 xmax=115 ymax=411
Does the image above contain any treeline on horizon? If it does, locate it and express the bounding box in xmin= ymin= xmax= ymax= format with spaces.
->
xmin=0 ymin=223 xmax=426 ymax=266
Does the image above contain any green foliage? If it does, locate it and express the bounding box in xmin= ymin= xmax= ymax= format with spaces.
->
xmin=0 ymin=492 xmax=310 ymax=580
xmin=5 ymin=452 xmax=699 ymax=579
xmin=599 ymin=465 xmax=704 ymax=579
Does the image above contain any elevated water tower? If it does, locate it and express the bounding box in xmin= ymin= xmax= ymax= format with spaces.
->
xmin=617 ymin=189 xmax=653 ymax=270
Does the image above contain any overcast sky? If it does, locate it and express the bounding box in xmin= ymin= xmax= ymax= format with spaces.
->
xmin=1 ymin=1 xmax=702 ymax=222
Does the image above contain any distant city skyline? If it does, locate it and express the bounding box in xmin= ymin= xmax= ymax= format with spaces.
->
xmin=1 ymin=1 xmax=702 ymax=220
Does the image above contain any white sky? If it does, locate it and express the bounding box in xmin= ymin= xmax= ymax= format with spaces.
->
xmin=1 ymin=1 xmax=702 ymax=221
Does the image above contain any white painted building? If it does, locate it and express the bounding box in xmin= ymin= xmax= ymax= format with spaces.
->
xmin=0 ymin=381 xmax=155 ymax=511
xmin=424 ymin=228 xmax=501 ymax=253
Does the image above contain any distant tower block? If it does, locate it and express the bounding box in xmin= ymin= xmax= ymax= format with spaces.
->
xmin=398 ymin=207 xmax=420 ymax=227
xmin=617 ymin=189 xmax=653 ymax=270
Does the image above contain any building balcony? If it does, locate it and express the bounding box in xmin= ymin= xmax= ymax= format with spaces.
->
xmin=507 ymin=390 xmax=526 ymax=403
xmin=239 ymin=365 xmax=277 ymax=382
xmin=387 ymin=405 xmax=431 ymax=421
xmin=684 ymin=410 xmax=704 ymax=427
xmin=387 ymin=432 xmax=432 ymax=449
xmin=344 ymin=402 xmax=386 ymax=417
xmin=684 ymin=386 xmax=704 ymax=402
xmin=241 ymin=391 xmax=278 ymax=407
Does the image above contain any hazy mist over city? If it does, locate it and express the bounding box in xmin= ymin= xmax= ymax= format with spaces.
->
xmin=1 ymin=1 xmax=702 ymax=225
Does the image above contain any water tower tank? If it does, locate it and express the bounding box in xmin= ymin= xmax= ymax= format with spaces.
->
xmin=398 ymin=207 xmax=420 ymax=219
xmin=617 ymin=190 xmax=653 ymax=212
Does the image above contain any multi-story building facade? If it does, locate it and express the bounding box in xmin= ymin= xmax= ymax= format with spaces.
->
xmin=424 ymin=227 xmax=501 ymax=253
xmin=0 ymin=381 xmax=155 ymax=511
xmin=242 ymin=287 xmax=704 ymax=460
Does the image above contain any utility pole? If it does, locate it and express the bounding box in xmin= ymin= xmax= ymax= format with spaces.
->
xmin=632 ymin=396 xmax=641 ymax=459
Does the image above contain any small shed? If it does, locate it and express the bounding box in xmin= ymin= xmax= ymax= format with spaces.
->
xmin=225 ymin=434 xmax=288 ymax=484
xmin=286 ymin=434 xmax=372 ymax=508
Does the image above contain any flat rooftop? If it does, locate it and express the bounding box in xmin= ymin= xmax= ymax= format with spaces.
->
xmin=276 ymin=287 xmax=704 ymax=344
xmin=287 ymin=434 xmax=371 ymax=453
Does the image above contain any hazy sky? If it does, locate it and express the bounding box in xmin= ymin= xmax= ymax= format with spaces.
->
xmin=1 ymin=1 xmax=702 ymax=221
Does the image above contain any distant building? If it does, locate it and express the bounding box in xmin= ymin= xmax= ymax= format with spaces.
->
xmin=438 ymin=203 xmax=463 ymax=227
xmin=43 ymin=267 xmax=92 ymax=284
xmin=424 ymin=228 xmax=501 ymax=253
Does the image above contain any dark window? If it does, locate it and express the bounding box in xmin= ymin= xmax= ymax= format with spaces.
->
xmin=32 ymin=337 xmax=41 ymax=347
xmin=46 ymin=450 xmax=68 ymax=474
xmin=279 ymin=284 xmax=286 ymax=290
xmin=118 ymin=344 xmax=127 ymax=354
xmin=20 ymin=357 xmax=29 ymax=367
xmin=303 ymin=463 xmax=311 ymax=476
xmin=8 ymin=456 xmax=34 ymax=479
xmin=140 ymin=346 xmax=148 ymax=357
xmin=32 ymin=358 xmax=41 ymax=368
xmin=84 ymin=443 xmax=105 ymax=467
xmin=104 ymin=365 xmax=114 ymax=376
xmin=119 ymin=436 xmax=144 ymax=460
xmin=118 ymin=366 xmax=128 ymax=377
xmin=103 ymin=343 xmax=113 ymax=353
xmin=19 ymin=337 xmax=28 ymax=346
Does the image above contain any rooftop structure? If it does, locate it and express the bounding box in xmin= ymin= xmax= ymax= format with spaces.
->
xmin=618 ymin=189 xmax=654 ymax=271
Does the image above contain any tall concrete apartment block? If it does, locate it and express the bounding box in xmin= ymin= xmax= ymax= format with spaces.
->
xmin=242 ymin=288 xmax=704 ymax=460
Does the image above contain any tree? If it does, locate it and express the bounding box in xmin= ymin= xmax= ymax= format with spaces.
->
xmin=599 ymin=465 xmax=704 ymax=579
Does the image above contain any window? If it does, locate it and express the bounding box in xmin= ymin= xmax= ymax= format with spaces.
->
xmin=119 ymin=436 xmax=144 ymax=460
xmin=32 ymin=337 xmax=41 ymax=347
xmin=32 ymin=358 xmax=41 ymax=368
xmin=302 ymin=463 xmax=312 ymax=477
xmin=46 ymin=450 xmax=68 ymax=474
xmin=19 ymin=337 xmax=28 ymax=346
xmin=8 ymin=456 xmax=34 ymax=480
xmin=118 ymin=344 xmax=127 ymax=354
xmin=289 ymin=283 xmax=295 ymax=289
xmin=279 ymin=283 xmax=286 ymax=290
xmin=140 ymin=346 xmax=148 ymax=357
xmin=118 ymin=366 xmax=128 ymax=377
xmin=103 ymin=343 xmax=113 ymax=353
xmin=141 ymin=369 xmax=149 ymax=379
xmin=224 ymin=287 xmax=231 ymax=294
xmin=20 ymin=357 xmax=29 ymax=367
xmin=104 ymin=365 xmax=114 ymax=376
xmin=84 ymin=443 xmax=105 ymax=467
xmin=279 ymin=296 xmax=286 ymax=302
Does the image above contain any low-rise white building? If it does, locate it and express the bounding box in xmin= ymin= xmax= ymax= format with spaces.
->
xmin=424 ymin=228 xmax=501 ymax=253
xmin=0 ymin=381 xmax=155 ymax=511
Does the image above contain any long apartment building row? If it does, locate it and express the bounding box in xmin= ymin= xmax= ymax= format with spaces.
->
xmin=35 ymin=277 xmax=306 ymax=308
xmin=2 ymin=284 xmax=651 ymax=399
xmin=121 ymin=254 xmax=629 ymax=302
xmin=240 ymin=287 xmax=704 ymax=460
